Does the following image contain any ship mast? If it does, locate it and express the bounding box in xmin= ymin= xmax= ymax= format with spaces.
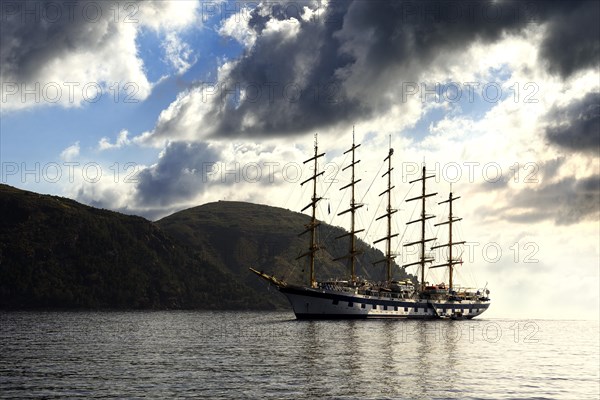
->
xmin=431 ymin=192 xmax=465 ymax=291
xmin=403 ymin=165 xmax=437 ymax=292
xmin=334 ymin=127 xmax=364 ymax=283
xmin=374 ymin=138 xmax=398 ymax=283
xmin=297 ymin=134 xmax=325 ymax=288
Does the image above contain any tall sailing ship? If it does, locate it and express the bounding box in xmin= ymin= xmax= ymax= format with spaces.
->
xmin=250 ymin=133 xmax=491 ymax=319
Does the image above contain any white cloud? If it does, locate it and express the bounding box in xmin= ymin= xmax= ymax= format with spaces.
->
xmin=98 ymin=130 xmax=131 ymax=151
xmin=134 ymin=86 xmax=214 ymax=147
xmin=138 ymin=0 xmax=200 ymax=32
xmin=60 ymin=142 xmax=80 ymax=161
xmin=218 ymin=7 xmax=257 ymax=49
xmin=162 ymin=32 xmax=197 ymax=75
xmin=133 ymin=60 xmax=242 ymax=147
xmin=1 ymin=0 xmax=202 ymax=112
xmin=263 ymin=17 xmax=301 ymax=41
xmin=63 ymin=166 xmax=143 ymax=215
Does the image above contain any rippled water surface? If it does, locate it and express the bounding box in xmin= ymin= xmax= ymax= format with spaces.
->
xmin=1 ymin=312 xmax=598 ymax=399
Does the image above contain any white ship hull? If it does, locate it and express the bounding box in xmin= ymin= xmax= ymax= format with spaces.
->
xmin=280 ymin=286 xmax=490 ymax=319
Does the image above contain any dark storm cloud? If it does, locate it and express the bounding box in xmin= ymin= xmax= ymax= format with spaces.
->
xmin=4 ymin=1 xmax=597 ymax=139
xmin=340 ymin=0 xmax=598 ymax=81
xmin=479 ymin=173 xmax=512 ymax=191
xmin=189 ymin=0 xmax=599 ymax=140
xmin=209 ymin=0 xmax=358 ymax=137
xmin=482 ymin=174 xmax=600 ymax=225
xmin=207 ymin=0 xmax=529 ymax=137
xmin=477 ymin=158 xmax=598 ymax=225
xmin=0 ymin=0 xmax=130 ymax=82
xmin=546 ymin=92 xmax=600 ymax=154
xmin=539 ymin=1 xmax=600 ymax=78
xmin=480 ymin=158 xmax=567 ymax=193
xmin=135 ymin=141 xmax=220 ymax=207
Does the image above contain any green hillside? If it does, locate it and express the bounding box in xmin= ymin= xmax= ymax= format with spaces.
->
xmin=0 ymin=185 xmax=273 ymax=309
xmin=0 ymin=184 xmax=411 ymax=309
xmin=157 ymin=201 xmax=412 ymax=307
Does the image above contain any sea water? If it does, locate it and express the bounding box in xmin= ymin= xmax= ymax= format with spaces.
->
xmin=1 ymin=311 xmax=598 ymax=399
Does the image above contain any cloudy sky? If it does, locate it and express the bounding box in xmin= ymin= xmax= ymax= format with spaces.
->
xmin=1 ymin=0 xmax=598 ymax=319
